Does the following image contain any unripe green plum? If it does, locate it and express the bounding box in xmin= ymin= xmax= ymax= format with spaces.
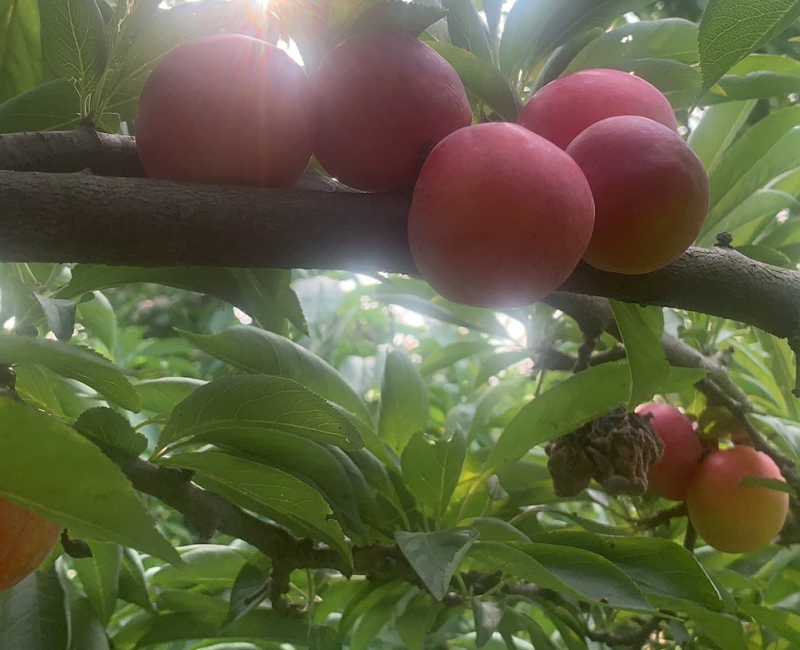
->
xmin=408 ymin=123 xmax=595 ymax=309
xmin=136 ymin=34 xmax=313 ymax=187
xmin=518 ymin=68 xmax=677 ymax=149
xmin=0 ymin=497 xmax=61 ymax=592
xmin=687 ymin=446 xmax=789 ymax=553
xmin=566 ymin=116 xmax=709 ymax=274
xmin=313 ymin=31 xmax=472 ymax=192
xmin=636 ymin=403 xmax=701 ymax=501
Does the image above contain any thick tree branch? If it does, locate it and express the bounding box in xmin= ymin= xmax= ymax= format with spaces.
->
xmin=1 ymin=171 xmax=800 ymax=345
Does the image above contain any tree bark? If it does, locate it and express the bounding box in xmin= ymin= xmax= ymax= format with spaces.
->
xmin=1 ymin=169 xmax=799 ymax=343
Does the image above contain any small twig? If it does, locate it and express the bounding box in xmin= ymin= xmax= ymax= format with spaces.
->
xmin=635 ymin=503 xmax=688 ymax=529
xmin=573 ymin=332 xmax=600 ymax=373
xmin=585 ymin=615 xmax=661 ymax=648
xmin=684 ymin=519 xmax=697 ymax=552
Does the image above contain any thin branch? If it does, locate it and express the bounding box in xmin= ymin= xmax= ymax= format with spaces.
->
xmin=635 ymin=503 xmax=688 ymax=529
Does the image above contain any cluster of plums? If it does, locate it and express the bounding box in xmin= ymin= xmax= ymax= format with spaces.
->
xmin=134 ymin=30 xmax=710 ymax=310
xmin=637 ymin=403 xmax=789 ymax=553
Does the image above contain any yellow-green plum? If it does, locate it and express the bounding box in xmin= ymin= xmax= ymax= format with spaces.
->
xmin=408 ymin=122 xmax=595 ymax=309
xmin=313 ymin=31 xmax=472 ymax=192
xmin=136 ymin=34 xmax=313 ymax=187
xmin=687 ymin=446 xmax=789 ymax=553
xmin=566 ymin=116 xmax=709 ymax=274
xmin=0 ymin=497 xmax=61 ymax=592
xmin=518 ymin=68 xmax=677 ymax=149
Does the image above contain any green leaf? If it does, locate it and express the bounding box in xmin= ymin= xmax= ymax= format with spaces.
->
xmin=95 ymin=1 xmax=239 ymax=118
xmin=59 ymin=266 xmax=302 ymax=338
xmin=134 ymin=377 xmax=206 ymax=414
xmin=40 ymin=0 xmax=109 ymax=106
xmin=13 ymin=364 xmax=66 ymax=418
xmin=182 ymin=427 xmax=373 ymax=541
xmin=442 ymin=0 xmax=492 ymax=62
xmin=76 ymin=291 xmax=117 ymax=356
xmin=0 ymin=0 xmax=43 ymax=102
xmin=701 ymin=105 xmax=800 ymax=241
xmin=418 ymin=340 xmax=494 ymax=376
xmin=34 ymin=294 xmax=77 ymax=342
xmin=150 ymin=545 xmax=250 ymax=591
xmin=740 ymin=475 xmax=797 ymax=496
xmin=0 ymin=399 xmax=178 ymax=563
xmin=712 ymin=54 xmax=800 ymax=102
xmin=715 ymin=190 xmax=800 ymax=241
xmin=610 ymin=302 xmax=669 ymax=408
xmin=566 ymin=19 xmax=700 ymax=73
xmin=379 ymin=348 xmax=429 ymax=454
xmin=157 ymin=374 xmax=362 ymax=452
xmin=118 ymin=548 xmax=152 ymax=611
xmin=0 ymin=334 xmax=140 ymax=411
xmin=499 ymin=0 xmax=651 ymax=80
xmin=740 ymin=604 xmax=800 ymax=641
xmin=395 ymin=527 xmax=478 ymax=600
xmin=473 ymin=599 xmax=504 ymax=647
xmin=401 ymin=428 xmax=466 ymax=520
xmin=470 ymin=541 xmax=653 ymax=612
xmin=0 ymin=78 xmax=81 ymax=133
xmin=688 ymin=100 xmax=757 ymax=174
xmin=0 ymin=565 xmax=70 ymax=650
xmin=68 ymin=596 xmax=111 ymax=650
xmin=179 ymin=326 xmax=372 ymax=424
xmin=428 ymin=41 xmax=521 ymax=120
xmin=160 ymin=451 xmax=352 ymax=565
xmin=71 ymin=541 xmax=122 ymax=625
xmin=698 ymin=0 xmax=800 ymax=98
xmin=485 ymin=361 xmax=631 ymax=473
xmin=75 ymin=407 xmax=148 ymax=456
xmin=528 ymin=532 xmax=722 ymax=611
xmin=346 ymin=0 xmax=447 ymax=39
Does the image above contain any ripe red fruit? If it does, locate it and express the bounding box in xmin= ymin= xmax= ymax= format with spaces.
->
xmin=136 ymin=34 xmax=313 ymax=187
xmin=687 ymin=446 xmax=789 ymax=553
xmin=636 ymin=403 xmax=701 ymax=501
xmin=0 ymin=497 xmax=61 ymax=592
xmin=566 ymin=116 xmax=709 ymax=274
xmin=313 ymin=31 xmax=472 ymax=192
xmin=408 ymin=122 xmax=595 ymax=309
xmin=518 ymin=68 xmax=677 ymax=149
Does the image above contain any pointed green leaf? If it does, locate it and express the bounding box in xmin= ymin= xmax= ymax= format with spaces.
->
xmin=0 ymin=0 xmax=43 ymax=102
xmin=379 ymin=348 xmax=429 ymax=454
xmin=71 ymin=541 xmax=122 ymax=625
xmin=401 ymin=428 xmax=466 ymax=520
xmin=158 ymin=374 xmax=362 ymax=452
xmin=470 ymin=541 xmax=653 ymax=612
xmin=0 ymin=565 xmax=69 ymax=650
xmin=395 ymin=527 xmax=478 ymax=600
xmin=0 ymin=334 xmax=140 ymax=411
xmin=698 ymin=0 xmax=800 ymax=98
xmin=134 ymin=377 xmax=206 ymax=414
xmin=428 ymin=41 xmax=521 ymax=121
xmin=0 ymin=399 xmax=178 ymax=563
xmin=528 ymin=531 xmax=722 ymax=611
xmin=179 ymin=326 xmax=372 ymax=424
xmin=160 ymin=451 xmax=352 ymax=565
xmin=0 ymin=78 xmax=81 ymax=133
xmin=76 ymin=407 xmax=148 ymax=456
xmin=610 ymin=302 xmax=669 ymax=408
xmin=40 ymin=0 xmax=108 ymax=101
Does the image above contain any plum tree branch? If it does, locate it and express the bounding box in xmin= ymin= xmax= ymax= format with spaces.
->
xmin=1 ymin=169 xmax=800 ymax=346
